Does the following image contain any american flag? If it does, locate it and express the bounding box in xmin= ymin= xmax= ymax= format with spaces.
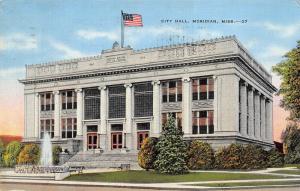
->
xmin=122 ymin=12 xmax=143 ymax=27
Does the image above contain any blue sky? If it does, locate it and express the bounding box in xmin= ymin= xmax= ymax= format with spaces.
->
xmin=0 ymin=0 xmax=300 ymax=136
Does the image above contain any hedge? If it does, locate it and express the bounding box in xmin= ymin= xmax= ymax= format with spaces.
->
xmin=187 ymin=140 xmax=214 ymax=170
xmin=3 ymin=141 xmax=22 ymax=167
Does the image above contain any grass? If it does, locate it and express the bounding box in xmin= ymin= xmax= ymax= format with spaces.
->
xmin=284 ymin=164 xmax=300 ymax=169
xmin=64 ymin=170 xmax=288 ymax=183
xmin=195 ymin=181 xmax=300 ymax=187
xmin=272 ymin=169 xmax=300 ymax=175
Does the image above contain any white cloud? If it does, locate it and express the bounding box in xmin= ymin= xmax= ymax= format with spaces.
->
xmin=0 ymin=33 xmax=38 ymax=51
xmin=262 ymin=22 xmax=300 ymax=38
xmin=76 ymin=29 xmax=119 ymax=41
xmin=244 ymin=39 xmax=259 ymax=50
xmin=48 ymin=40 xmax=87 ymax=58
xmin=257 ymin=45 xmax=289 ymax=68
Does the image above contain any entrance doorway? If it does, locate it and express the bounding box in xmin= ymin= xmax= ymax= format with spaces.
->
xmin=111 ymin=132 xmax=122 ymax=149
xmin=86 ymin=125 xmax=98 ymax=150
xmin=87 ymin=133 xmax=97 ymax=150
xmin=137 ymin=131 xmax=149 ymax=149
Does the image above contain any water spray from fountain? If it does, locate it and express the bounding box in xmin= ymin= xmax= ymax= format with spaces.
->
xmin=40 ymin=133 xmax=53 ymax=166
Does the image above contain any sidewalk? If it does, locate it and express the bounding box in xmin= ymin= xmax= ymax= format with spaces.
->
xmin=1 ymin=167 xmax=300 ymax=190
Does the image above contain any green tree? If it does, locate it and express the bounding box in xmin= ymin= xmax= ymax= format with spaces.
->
xmin=18 ymin=144 xmax=40 ymax=165
xmin=187 ymin=140 xmax=214 ymax=170
xmin=282 ymin=123 xmax=300 ymax=164
xmin=3 ymin=141 xmax=22 ymax=167
xmin=154 ymin=115 xmax=188 ymax=174
xmin=138 ymin=137 xmax=158 ymax=170
xmin=0 ymin=139 xmax=5 ymax=167
xmin=272 ymin=41 xmax=300 ymax=121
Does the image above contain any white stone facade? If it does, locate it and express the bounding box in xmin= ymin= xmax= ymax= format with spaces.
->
xmin=20 ymin=36 xmax=277 ymax=153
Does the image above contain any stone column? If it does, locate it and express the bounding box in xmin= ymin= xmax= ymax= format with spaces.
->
xmin=34 ymin=93 xmax=40 ymax=139
xmin=182 ymin=77 xmax=191 ymax=135
xmin=53 ymin=91 xmax=60 ymax=139
xmin=260 ymin=95 xmax=266 ymax=141
xmin=75 ymin=88 xmax=83 ymax=138
xmin=248 ymin=87 xmax=255 ymax=139
xmin=266 ymin=99 xmax=273 ymax=142
xmin=254 ymin=91 xmax=261 ymax=139
xmin=240 ymin=81 xmax=248 ymax=137
xmin=99 ymin=86 xmax=107 ymax=150
xmin=124 ymin=83 xmax=133 ymax=149
xmin=152 ymin=80 xmax=161 ymax=137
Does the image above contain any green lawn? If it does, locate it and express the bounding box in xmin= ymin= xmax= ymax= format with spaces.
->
xmin=195 ymin=181 xmax=300 ymax=187
xmin=64 ymin=170 xmax=288 ymax=183
xmin=284 ymin=164 xmax=300 ymax=169
xmin=272 ymin=170 xmax=300 ymax=175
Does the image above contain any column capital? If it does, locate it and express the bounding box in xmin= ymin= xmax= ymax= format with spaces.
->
xmin=241 ymin=81 xmax=248 ymax=87
xmin=213 ymin=75 xmax=217 ymax=80
xmin=151 ymin=80 xmax=160 ymax=85
xmin=75 ymin=88 xmax=82 ymax=93
xmin=255 ymin=91 xmax=261 ymax=96
xmin=35 ymin=93 xmax=40 ymax=97
xmin=261 ymin=94 xmax=266 ymax=99
xmin=182 ymin=77 xmax=191 ymax=83
xmin=124 ymin=83 xmax=132 ymax=88
xmin=98 ymin=85 xmax=106 ymax=90
xmin=53 ymin=90 xmax=60 ymax=95
xmin=248 ymin=86 xmax=255 ymax=92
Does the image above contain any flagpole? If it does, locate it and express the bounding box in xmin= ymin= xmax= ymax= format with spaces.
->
xmin=121 ymin=10 xmax=124 ymax=48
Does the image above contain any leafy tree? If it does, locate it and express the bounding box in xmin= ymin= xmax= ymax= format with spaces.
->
xmin=272 ymin=41 xmax=300 ymax=121
xmin=0 ymin=139 xmax=5 ymax=167
xmin=18 ymin=144 xmax=40 ymax=165
xmin=3 ymin=141 xmax=22 ymax=167
xmin=241 ymin=144 xmax=267 ymax=169
xmin=52 ymin=145 xmax=62 ymax=165
xmin=154 ymin=115 xmax=188 ymax=174
xmin=282 ymin=123 xmax=300 ymax=164
xmin=214 ymin=144 xmax=244 ymax=169
xmin=187 ymin=140 xmax=214 ymax=170
xmin=138 ymin=137 xmax=158 ymax=170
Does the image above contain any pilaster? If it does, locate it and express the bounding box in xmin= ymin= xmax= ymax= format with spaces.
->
xmin=248 ymin=87 xmax=255 ymax=139
xmin=254 ymin=91 xmax=261 ymax=139
xmin=34 ymin=93 xmax=40 ymax=139
xmin=75 ymin=88 xmax=83 ymax=138
xmin=182 ymin=77 xmax=191 ymax=135
xmin=53 ymin=91 xmax=60 ymax=139
xmin=124 ymin=83 xmax=133 ymax=149
xmin=240 ymin=81 xmax=248 ymax=137
xmin=151 ymin=80 xmax=161 ymax=137
xmin=99 ymin=86 xmax=107 ymax=135
xmin=260 ymin=95 xmax=266 ymax=141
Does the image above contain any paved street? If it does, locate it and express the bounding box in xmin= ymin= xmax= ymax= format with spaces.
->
xmin=1 ymin=183 xmax=300 ymax=191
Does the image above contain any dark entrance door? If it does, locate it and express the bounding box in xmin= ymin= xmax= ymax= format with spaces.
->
xmin=87 ymin=133 xmax=97 ymax=150
xmin=111 ymin=132 xmax=122 ymax=149
xmin=137 ymin=131 xmax=149 ymax=149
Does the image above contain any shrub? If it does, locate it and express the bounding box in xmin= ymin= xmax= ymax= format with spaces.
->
xmin=187 ymin=140 xmax=214 ymax=170
xmin=282 ymin=123 xmax=300 ymax=164
xmin=18 ymin=144 xmax=40 ymax=165
xmin=154 ymin=115 xmax=188 ymax=174
xmin=0 ymin=139 xmax=5 ymax=167
xmin=138 ymin=137 xmax=158 ymax=170
xmin=214 ymin=144 xmax=244 ymax=169
xmin=3 ymin=141 xmax=22 ymax=167
xmin=241 ymin=144 xmax=267 ymax=169
xmin=267 ymin=148 xmax=284 ymax=168
xmin=52 ymin=145 xmax=62 ymax=165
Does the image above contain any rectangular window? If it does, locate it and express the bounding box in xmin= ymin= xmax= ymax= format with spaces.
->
xmin=161 ymin=79 xmax=182 ymax=103
xmin=111 ymin=124 xmax=123 ymax=131
xmin=108 ymin=85 xmax=126 ymax=118
xmin=161 ymin=112 xmax=182 ymax=131
xmin=192 ymin=77 xmax=214 ymax=101
xmin=40 ymin=119 xmax=54 ymax=139
xmin=40 ymin=92 xmax=54 ymax=111
xmin=61 ymin=90 xmax=77 ymax=110
xmin=84 ymin=88 xmax=100 ymax=120
xmin=61 ymin=118 xmax=77 ymax=139
xmin=137 ymin=123 xmax=150 ymax=131
xmin=192 ymin=110 xmax=214 ymax=134
xmin=134 ymin=82 xmax=153 ymax=117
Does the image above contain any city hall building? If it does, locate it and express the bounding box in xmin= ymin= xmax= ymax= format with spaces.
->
xmin=20 ymin=36 xmax=277 ymax=154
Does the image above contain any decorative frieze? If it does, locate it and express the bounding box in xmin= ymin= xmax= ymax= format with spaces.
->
xmin=192 ymin=100 xmax=213 ymax=109
xmin=61 ymin=109 xmax=77 ymax=118
xmin=162 ymin=102 xmax=182 ymax=112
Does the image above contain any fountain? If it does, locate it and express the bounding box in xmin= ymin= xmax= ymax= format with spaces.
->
xmin=40 ymin=133 xmax=53 ymax=166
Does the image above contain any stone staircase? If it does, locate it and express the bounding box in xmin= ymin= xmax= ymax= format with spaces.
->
xmin=0 ymin=171 xmax=55 ymax=180
xmin=64 ymin=151 xmax=140 ymax=169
